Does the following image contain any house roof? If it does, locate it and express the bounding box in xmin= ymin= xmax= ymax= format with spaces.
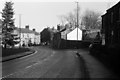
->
xmin=16 ymin=28 xmax=34 ymax=33
xmin=15 ymin=27 xmax=40 ymax=35
xmin=34 ymin=32 xmax=40 ymax=35
xmin=107 ymin=1 xmax=120 ymax=12
xmin=61 ymin=26 xmax=82 ymax=35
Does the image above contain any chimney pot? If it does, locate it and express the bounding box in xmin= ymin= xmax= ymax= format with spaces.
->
xmin=33 ymin=29 xmax=35 ymax=31
xmin=25 ymin=25 xmax=29 ymax=29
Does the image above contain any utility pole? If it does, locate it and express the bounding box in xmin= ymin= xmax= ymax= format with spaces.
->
xmin=76 ymin=2 xmax=79 ymax=49
xmin=19 ymin=14 xmax=22 ymax=48
xmin=76 ymin=2 xmax=79 ymax=41
xmin=74 ymin=2 xmax=81 ymax=55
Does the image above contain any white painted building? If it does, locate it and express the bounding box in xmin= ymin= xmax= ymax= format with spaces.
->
xmin=14 ymin=26 xmax=40 ymax=47
xmin=34 ymin=32 xmax=41 ymax=44
xmin=67 ymin=27 xmax=82 ymax=41
xmin=61 ymin=26 xmax=83 ymax=41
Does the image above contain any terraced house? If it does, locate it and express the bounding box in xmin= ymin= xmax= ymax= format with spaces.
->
xmin=13 ymin=25 xmax=40 ymax=47
xmin=102 ymin=1 xmax=120 ymax=48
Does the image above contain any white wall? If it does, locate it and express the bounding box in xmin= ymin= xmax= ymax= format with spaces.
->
xmin=29 ymin=33 xmax=35 ymax=44
xmin=67 ymin=28 xmax=82 ymax=41
xmin=34 ymin=35 xmax=40 ymax=44
xmin=13 ymin=29 xmax=40 ymax=46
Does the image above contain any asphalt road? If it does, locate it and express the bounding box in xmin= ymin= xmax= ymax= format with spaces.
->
xmin=2 ymin=46 xmax=116 ymax=79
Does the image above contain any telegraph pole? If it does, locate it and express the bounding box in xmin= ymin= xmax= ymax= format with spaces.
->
xmin=19 ymin=14 xmax=22 ymax=47
xmin=75 ymin=2 xmax=81 ymax=56
xmin=75 ymin=2 xmax=79 ymax=49
xmin=76 ymin=2 xmax=79 ymax=41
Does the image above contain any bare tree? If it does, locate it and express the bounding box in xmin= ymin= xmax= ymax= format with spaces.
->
xmin=58 ymin=15 xmax=66 ymax=26
xmin=81 ymin=10 xmax=102 ymax=30
xmin=58 ymin=4 xmax=81 ymax=30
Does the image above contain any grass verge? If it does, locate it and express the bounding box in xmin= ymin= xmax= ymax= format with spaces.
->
xmin=2 ymin=47 xmax=30 ymax=57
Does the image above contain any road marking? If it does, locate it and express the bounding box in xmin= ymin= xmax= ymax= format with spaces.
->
xmin=43 ymin=58 xmax=47 ymax=61
xmin=26 ymin=62 xmax=40 ymax=69
xmin=2 ymin=51 xmax=37 ymax=78
xmin=25 ymin=50 xmax=56 ymax=69
xmin=26 ymin=65 xmax=32 ymax=68
xmin=19 ymin=51 xmax=38 ymax=60
xmin=53 ymin=51 xmax=55 ymax=54
xmin=2 ymin=62 xmax=40 ymax=78
xmin=2 ymin=50 xmax=56 ymax=78
xmin=2 ymin=71 xmax=18 ymax=78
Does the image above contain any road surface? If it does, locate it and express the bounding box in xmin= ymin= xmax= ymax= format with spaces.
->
xmin=2 ymin=46 xmax=116 ymax=79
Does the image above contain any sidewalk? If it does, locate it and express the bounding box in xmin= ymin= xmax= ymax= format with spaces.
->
xmin=78 ymin=50 xmax=118 ymax=78
xmin=1 ymin=48 xmax=35 ymax=62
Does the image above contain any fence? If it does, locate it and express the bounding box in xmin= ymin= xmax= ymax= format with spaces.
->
xmin=51 ymin=39 xmax=91 ymax=49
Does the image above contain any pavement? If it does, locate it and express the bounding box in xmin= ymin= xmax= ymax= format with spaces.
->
xmin=77 ymin=49 xmax=118 ymax=78
xmin=1 ymin=47 xmax=35 ymax=62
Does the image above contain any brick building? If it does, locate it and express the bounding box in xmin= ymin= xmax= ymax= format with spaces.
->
xmin=102 ymin=1 xmax=120 ymax=48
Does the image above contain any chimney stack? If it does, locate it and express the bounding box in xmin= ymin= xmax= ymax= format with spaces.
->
xmin=25 ymin=25 xmax=29 ymax=29
xmin=57 ymin=24 xmax=60 ymax=31
xmin=33 ymin=28 xmax=35 ymax=31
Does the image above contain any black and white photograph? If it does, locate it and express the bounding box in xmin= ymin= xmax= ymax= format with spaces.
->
xmin=0 ymin=0 xmax=120 ymax=79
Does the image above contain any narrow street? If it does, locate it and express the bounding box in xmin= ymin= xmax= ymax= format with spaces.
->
xmin=2 ymin=46 xmax=116 ymax=79
xmin=1 ymin=1 xmax=120 ymax=79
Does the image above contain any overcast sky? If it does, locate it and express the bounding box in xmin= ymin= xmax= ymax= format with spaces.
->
xmin=0 ymin=0 xmax=119 ymax=32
